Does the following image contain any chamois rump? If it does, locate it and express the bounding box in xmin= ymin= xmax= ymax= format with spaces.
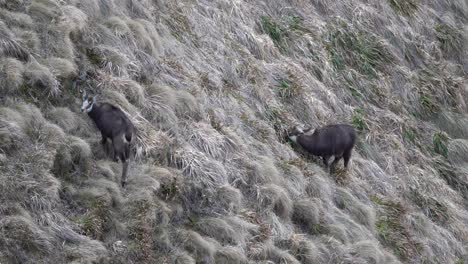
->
xmin=81 ymin=90 xmax=135 ymax=187
xmin=288 ymin=124 xmax=356 ymax=174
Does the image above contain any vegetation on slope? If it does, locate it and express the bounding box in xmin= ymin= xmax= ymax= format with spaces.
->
xmin=0 ymin=0 xmax=467 ymax=263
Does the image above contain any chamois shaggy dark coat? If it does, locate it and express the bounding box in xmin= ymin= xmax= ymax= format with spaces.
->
xmin=82 ymin=94 xmax=135 ymax=186
xmin=288 ymin=124 xmax=356 ymax=173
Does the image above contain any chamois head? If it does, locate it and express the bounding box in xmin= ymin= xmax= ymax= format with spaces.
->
xmin=288 ymin=125 xmax=304 ymax=143
xmin=288 ymin=125 xmax=314 ymax=143
xmin=80 ymin=90 xmax=96 ymax=113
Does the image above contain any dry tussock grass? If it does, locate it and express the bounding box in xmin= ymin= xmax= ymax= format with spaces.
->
xmin=0 ymin=0 xmax=467 ymax=263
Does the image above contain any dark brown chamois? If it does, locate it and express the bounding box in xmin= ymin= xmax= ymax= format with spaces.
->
xmin=81 ymin=91 xmax=135 ymax=187
xmin=288 ymin=124 xmax=356 ymax=174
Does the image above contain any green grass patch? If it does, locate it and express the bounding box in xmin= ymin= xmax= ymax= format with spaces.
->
xmin=388 ymin=0 xmax=419 ymax=16
xmin=286 ymin=15 xmax=304 ymax=31
xmin=352 ymin=108 xmax=368 ymax=131
xmin=75 ymin=198 xmax=109 ymax=240
xmin=276 ymin=75 xmax=303 ymax=100
xmin=370 ymin=195 xmax=385 ymax=205
xmin=86 ymin=48 xmax=103 ymax=65
xmin=403 ymin=127 xmax=418 ymax=144
xmin=260 ymin=14 xmax=305 ymax=51
xmin=324 ymin=20 xmax=394 ymax=78
xmin=350 ymin=88 xmax=361 ymax=99
xmin=433 ymin=132 xmax=449 ymax=158
xmin=277 ymin=79 xmax=292 ymax=98
xmin=261 ymin=16 xmax=283 ymax=44
xmin=419 ymin=94 xmax=438 ymax=114
xmin=78 ymin=214 xmax=104 ymax=239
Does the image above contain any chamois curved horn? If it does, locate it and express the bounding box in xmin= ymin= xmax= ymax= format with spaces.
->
xmin=303 ymin=127 xmax=314 ymax=134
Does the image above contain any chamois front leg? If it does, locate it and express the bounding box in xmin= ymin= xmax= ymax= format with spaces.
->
xmin=121 ymin=160 xmax=129 ymax=187
xmin=322 ymin=156 xmax=331 ymax=174
xmin=112 ymin=138 xmax=123 ymax=162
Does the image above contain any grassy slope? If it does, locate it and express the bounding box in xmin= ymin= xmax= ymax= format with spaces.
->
xmin=0 ymin=0 xmax=467 ymax=263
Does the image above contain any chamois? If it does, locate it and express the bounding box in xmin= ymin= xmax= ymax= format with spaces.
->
xmin=81 ymin=90 xmax=135 ymax=187
xmin=288 ymin=124 xmax=356 ymax=174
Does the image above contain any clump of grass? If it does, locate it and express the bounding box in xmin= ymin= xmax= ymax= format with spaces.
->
xmin=52 ymin=136 xmax=91 ymax=181
xmin=372 ymin=197 xmax=421 ymax=261
xmin=160 ymin=177 xmax=179 ymax=201
xmin=276 ymin=76 xmax=302 ymax=100
xmin=435 ymin=160 xmax=468 ymax=200
xmin=434 ymin=23 xmax=464 ymax=56
xmin=352 ymin=108 xmax=368 ymax=131
xmin=410 ymin=189 xmax=449 ymax=223
xmin=0 ymin=0 xmax=24 ymax=11
xmin=286 ymin=15 xmax=304 ymax=31
xmin=0 ymin=58 xmax=25 ymax=95
xmin=23 ymin=61 xmax=60 ymax=97
xmin=419 ymin=93 xmax=438 ymax=114
xmin=76 ymin=198 xmax=108 ymax=240
xmin=292 ymin=199 xmax=324 ymax=235
xmin=127 ymin=199 xmax=157 ymax=262
xmin=259 ymin=184 xmax=293 ymax=220
xmin=403 ymin=127 xmax=418 ymax=144
xmin=387 ymin=0 xmax=419 ymax=16
xmin=265 ymin=106 xmax=291 ymax=142
xmin=433 ymin=132 xmax=449 ymax=158
xmin=324 ymin=20 xmax=394 ymax=77
xmin=260 ymin=14 xmax=305 ymax=51
xmin=215 ymin=247 xmax=248 ymax=264
xmin=85 ymin=48 xmax=104 ymax=65
xmin=324 ymin=19 xmax=394 ymax=78
xmin=261 ymin=16 xmax=283 ymax=44
xmin=414 ymin=64 xmax=462 ymax=115
xmin=207 ymin=108 xmax=223 ymax=132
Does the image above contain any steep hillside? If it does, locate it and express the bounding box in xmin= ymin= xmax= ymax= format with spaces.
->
xmin=0 ymin=0 xmax=467 ymax=263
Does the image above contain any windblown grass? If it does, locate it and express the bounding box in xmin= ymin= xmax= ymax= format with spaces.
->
xmin=0 ymin=0 xmax=467 ymax=263
xmin=324 ymin=19 xmax=394 ymax=78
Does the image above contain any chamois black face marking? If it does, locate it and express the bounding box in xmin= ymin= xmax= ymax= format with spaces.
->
xmin=287 ymin=126 xmax=304 ymax=143
xmin=81 ymin=96 xmax=94 ymax=113
xmin=81 ymin=90 xmax=135 ymax=187
xmin=288 ymin=124 xmax=356 ymax=174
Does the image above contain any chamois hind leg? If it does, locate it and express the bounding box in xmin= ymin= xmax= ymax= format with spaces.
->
xmin=112 ymin=139 xmax=124 ymax=163
xmin=119 ymin=148 xmax=130 ymax=187
xmin=343 ymin=148 xmax=353 ymax=170
xmin=330 ymin=155 xmax=342 ymax=174
xmin=113 ymin=138 xmax=130 ymax=187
